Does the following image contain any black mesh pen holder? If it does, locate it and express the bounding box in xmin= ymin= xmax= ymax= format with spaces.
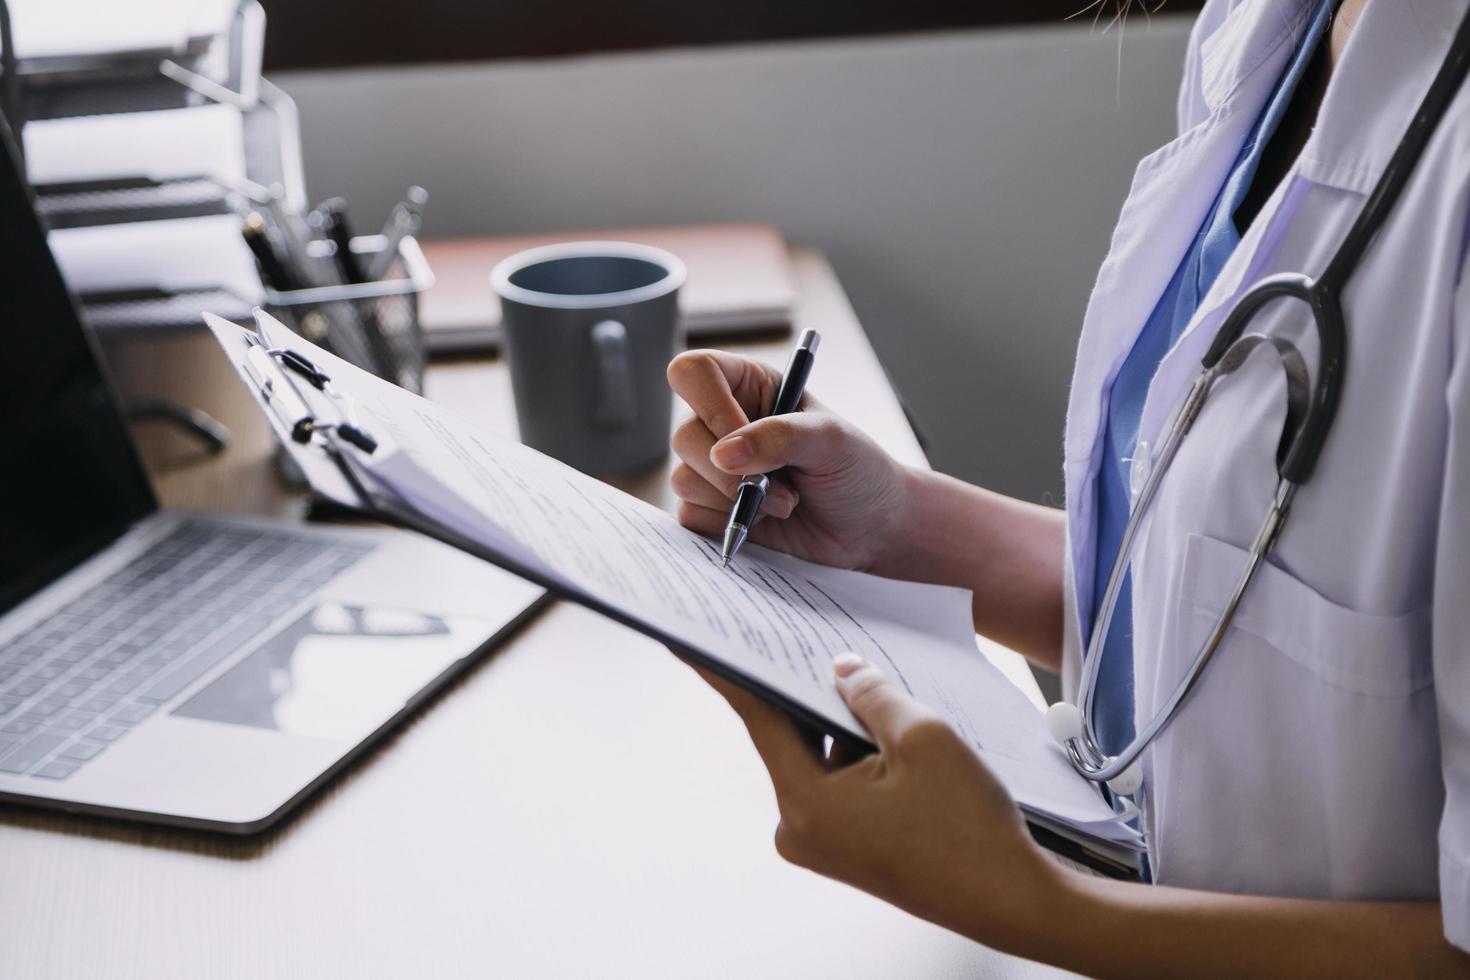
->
xmin=263 ymin=234 xmax=434 ymax=394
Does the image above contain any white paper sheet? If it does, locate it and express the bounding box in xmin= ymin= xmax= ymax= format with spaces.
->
xmin=51 ymin=214 xmax=262 ymax=302
xmin=204 ymin=313 xmax=1134 ymax=843
xmin=25 ymin=105 xmax=247 ymax=187
xmin=2 ymin=0 xmax=237 ymax=60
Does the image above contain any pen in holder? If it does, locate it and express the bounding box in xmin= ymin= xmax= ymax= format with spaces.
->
xmin=261 ymin=233 xmax=434 ymax=395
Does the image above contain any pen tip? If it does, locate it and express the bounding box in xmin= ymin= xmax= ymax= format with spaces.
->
xmin=720 ymin=523 xmax=747 ymax=568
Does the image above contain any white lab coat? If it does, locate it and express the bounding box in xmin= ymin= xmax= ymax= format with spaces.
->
xmin=1059 ymin=0 xmax=1470 ymax=948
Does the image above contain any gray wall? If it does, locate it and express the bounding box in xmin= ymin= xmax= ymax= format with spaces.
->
xmin=276 ymin=17 xmax=1194 ymax=503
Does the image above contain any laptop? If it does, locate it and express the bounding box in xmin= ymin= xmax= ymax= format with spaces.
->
xmin=0 ymin=123 xmax=546 ymax=833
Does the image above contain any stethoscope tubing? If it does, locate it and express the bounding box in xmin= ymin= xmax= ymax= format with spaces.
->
xmin=1062 ymin=3 xmax=1470 ymax=795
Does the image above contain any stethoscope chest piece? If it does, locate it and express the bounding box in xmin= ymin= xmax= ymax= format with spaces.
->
xmin=1045 ymin=701 xmax=1143 ymax=798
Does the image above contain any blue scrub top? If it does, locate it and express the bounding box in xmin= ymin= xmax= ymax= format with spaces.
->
xmin=1087 ymin=0 xmax=1335 ymax=756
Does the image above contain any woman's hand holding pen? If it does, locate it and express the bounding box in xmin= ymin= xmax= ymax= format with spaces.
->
xmin=666 ymin=349 xmax=917 ymax=572
xmin=669 ymin=346 xmax=1068 ymax=665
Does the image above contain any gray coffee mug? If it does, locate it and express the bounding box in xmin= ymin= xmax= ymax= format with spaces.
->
xmin=491 ymin=241 xmax=686 ymax=475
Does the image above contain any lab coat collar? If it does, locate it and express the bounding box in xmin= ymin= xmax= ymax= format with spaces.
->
xmin=1197 ymin=0 xmax=1317 ymax=114
xmin=1297 ymin=0 xmax=1469 ymax=194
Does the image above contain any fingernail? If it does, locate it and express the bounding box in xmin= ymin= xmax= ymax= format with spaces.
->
xmin=832 ymin=652 xmax=867 ymax=678
xmin=712 ymin=435 xmax=753 ymax=469
xmin=771 ymin=487 xmax=799 ymax=517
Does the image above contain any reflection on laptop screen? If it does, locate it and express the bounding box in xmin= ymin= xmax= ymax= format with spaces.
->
xmin=0 ymin=120 xmax=155 ymax=615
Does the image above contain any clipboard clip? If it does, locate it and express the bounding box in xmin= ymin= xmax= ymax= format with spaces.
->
xmin=241 ymin=308 xmax=379 ymax=454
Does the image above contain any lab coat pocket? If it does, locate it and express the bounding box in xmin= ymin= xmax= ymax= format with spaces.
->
xmin=1179 ymin=533 xmax=1432 ymax=697
xmin=1143 ymin=532 xmax=1439 ymax=899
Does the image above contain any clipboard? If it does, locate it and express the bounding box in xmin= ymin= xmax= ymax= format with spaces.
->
xmin=209 ymin=308 xmax=1144 ymax=882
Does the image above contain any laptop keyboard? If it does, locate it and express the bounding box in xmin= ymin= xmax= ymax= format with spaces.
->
xmin=0 ymin=521 xmax=372 ymax=781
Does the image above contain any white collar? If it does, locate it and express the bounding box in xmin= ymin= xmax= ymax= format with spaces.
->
xmin=1300 ymin=0 xmax=1468 ymax=192
xmin=1200 ymin=0 xmax=1469 ymax=194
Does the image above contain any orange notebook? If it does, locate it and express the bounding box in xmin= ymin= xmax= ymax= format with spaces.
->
xmin=419 ymin=223 xmax=797 ymax=354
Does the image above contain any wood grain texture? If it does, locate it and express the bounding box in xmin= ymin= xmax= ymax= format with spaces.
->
xmin=0 ymin=249 xmax=1071 ymax=979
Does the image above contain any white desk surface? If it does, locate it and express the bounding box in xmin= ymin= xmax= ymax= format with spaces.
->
xmin=0 ymin=247 xmax=1072 ymax=979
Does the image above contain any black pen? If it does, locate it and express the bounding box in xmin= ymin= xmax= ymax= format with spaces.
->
xmin=241 ymin=211 xmax=297 ymax=291
xmin=720 ymin=328 xmax=821 ymax=567
xmin=310 ymin=198 xmax=399 ymax=379
xmin=311 ymin=198 xmax=365 ymax=281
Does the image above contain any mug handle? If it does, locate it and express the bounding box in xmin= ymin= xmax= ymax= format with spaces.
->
xmin=591 ymin=319 xmax=638 ymax=429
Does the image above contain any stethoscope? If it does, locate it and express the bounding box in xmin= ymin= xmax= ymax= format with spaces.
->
xmin=1045 ymin=4 xmax=1470 ymax=803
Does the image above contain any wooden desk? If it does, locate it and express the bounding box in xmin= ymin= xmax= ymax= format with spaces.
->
xmin=0 ymin=248 xmax=1068 ymax=979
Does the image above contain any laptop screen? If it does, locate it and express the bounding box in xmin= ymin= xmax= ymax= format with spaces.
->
xmin=0 ymin=121 xmax=156 ymax=616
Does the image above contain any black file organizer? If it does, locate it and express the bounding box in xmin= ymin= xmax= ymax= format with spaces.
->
xmin=0 ymin=0 xmax=283 ymax=453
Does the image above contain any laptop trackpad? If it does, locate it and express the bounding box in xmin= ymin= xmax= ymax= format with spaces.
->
xmin=171 ymin=603 xmax=490 ymax=741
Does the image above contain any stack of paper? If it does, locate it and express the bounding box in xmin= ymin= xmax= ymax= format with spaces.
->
xmin=11 ymin=2 xmax=309 ymax=333
xmin=24 ymin=105 xmax=248 ymax=187
xmin=1 ymin=0 xmax=239 ymax=63
xmin=205 ymin=312 xmax=1141 ymax=855
xmin=51 ymin=214 xmax=264 ymax=303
